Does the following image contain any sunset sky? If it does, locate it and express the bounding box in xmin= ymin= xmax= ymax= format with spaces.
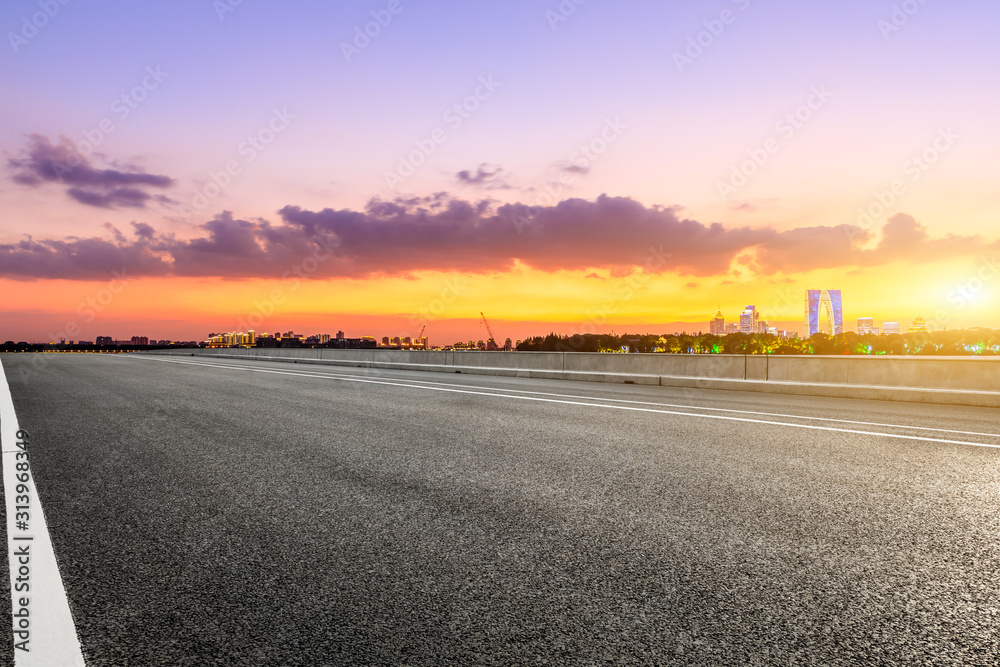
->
xmin=2 ymin=0 xmax=999 ymax=344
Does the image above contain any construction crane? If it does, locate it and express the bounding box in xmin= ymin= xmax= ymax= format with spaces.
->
xmin=480 ymin=312 xmax=500 ymax=351
xmin=416 ymin=324 xmax=426 ymax=349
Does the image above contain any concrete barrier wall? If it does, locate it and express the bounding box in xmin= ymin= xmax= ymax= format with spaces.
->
xmin=451 ymin=351 xmax=565 ymax=371
xmin=558 ymin=352 xmax=746 ymax=379
xmin=150 ymin=348 xmax=1000 ymax=390
xmin=764 ymin=354 xmax=1000 ymax=391
xmin=374 ymin=349 xmax=450 ymax=366
xmin=146 ymin=349 xmax=1000 ymax=406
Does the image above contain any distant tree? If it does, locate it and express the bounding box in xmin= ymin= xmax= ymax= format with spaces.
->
xmin=701 ymin=334 xmax=724 ymax=354
xmin=809 ymin=333 xmax=837 ymax=355
xmin=508 ymin=328 xmax=1000 ymax=356
xmin=723 ymin=333 xmax=750 ymax=354
xmin=556 ymin=334 xmax=600 ymax=353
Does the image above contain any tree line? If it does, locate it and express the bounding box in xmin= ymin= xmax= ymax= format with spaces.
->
xmin=516 ymin=329 xmax=1000 ymax=355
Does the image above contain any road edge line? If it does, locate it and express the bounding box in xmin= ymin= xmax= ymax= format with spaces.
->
xmin=0 ymin=358 xmax=85 ymax=666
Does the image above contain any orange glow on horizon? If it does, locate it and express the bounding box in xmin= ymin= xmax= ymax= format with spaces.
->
xmin=2 ymin=252 xmax=995 ymax=344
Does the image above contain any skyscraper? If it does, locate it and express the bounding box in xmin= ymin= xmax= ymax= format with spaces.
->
xmin=857 ymin=317 xmax=875 ymax=335
xmin=739 ymin=306 xmax=758 ymax=334
xmin=805 ymin=289 xmax=844 ymax=337
xmin=882 ymin=322 xmax=901 ymax=335
xmin=710 ymin=310 xmax=725 ymax=335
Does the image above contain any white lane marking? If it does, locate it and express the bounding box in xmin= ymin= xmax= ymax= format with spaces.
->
xmin=198 ymin=363 xmax=1000 ymax=439
xmin=136 ymin=356 xmax=1000 ymax=449
xmin=0 ymin=359 xmax=86 ymax=666
xmin=137 ymin=356 xmax=1000 ymax=440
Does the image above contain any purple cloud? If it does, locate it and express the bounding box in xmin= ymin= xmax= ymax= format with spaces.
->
xmin=455 ymin=163 xmax=511 ymax=189
xmin=0 ymin=195 xmax=992 ymax=281
xmin=8 ymin=134 xmax=174 ymax=209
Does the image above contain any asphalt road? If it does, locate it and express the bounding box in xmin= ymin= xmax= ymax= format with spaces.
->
xmin=3 ymin=352 xmax=1000 ymax=665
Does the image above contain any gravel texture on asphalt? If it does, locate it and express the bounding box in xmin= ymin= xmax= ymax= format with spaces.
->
xmin=3 ymin=353 xmax=1000 ymax=665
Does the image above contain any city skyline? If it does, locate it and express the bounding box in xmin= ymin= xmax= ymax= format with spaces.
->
xmin=2 ymin=2 xmax=999 ymax=343
xmin=10 ymin=308 xmax=974 ymax=348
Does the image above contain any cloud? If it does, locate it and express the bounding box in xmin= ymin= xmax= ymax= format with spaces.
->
xmin=67 ymin=186 xmax=156 ymax=209
xmin=754 ymin=224 xmax=871 ymax=273
xmin=863 ymin=213 xmax=983 ymax=263
xmin=559 ymin=163 xmax=590 ymax=176
xmin=278 ymin=194 xmax=772 ymax=276
xmin=0 ymin=195 xmax=994 ymax=281
xmin=8 ymin=134 xmax=174 ymax=209
xmin=0 ymin=229 xmax=169 ymax=281
xmin=455 ymin=163 xmax=511 ymax=189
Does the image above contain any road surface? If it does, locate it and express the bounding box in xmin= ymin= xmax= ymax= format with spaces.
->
xmin=2 ymin=353 xmax=999 ymax=665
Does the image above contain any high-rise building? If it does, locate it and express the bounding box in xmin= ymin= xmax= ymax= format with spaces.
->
xmin=857 ymin=317 xmax=875 ymax=335
xmin=335 ymin=331 xmax=345 ymax=339
xmin=739 ymin=306 xmax=758 ymax=334
xmin=882 ymin=322 xmax=901 ymax=335
xmin=710 ymin=310 xmax=725 ymax=336
xmin=805 ymin=289 xmax=844 ymax=337
xmin=726 ymin=323 xmax=739 ymax=335
xmin=320 ymin=333 xmax=331 ymax=344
